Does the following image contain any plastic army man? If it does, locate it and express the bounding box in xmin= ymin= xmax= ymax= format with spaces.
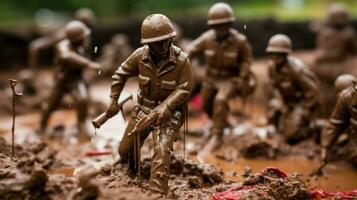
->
xmin=96 ymin=33 xmax=133 ymax=76
xmin=39 ymin=21 xmax=101 ymax=136
xmin=28 ymin=8 xmax=96 ymax=70
xmin=187 ymin=2 xmax=254 ymax=149
xmin=266 ymin=34 xmax=320 ymax=144
xmin=315 ymin=3 xmax=357 ymax=63
xmin=105 ymin=14 xmax=192 ymax=194
xmin=321 ymin=74 xmax=357 ymax=167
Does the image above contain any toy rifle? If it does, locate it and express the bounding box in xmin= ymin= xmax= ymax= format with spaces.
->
xmin=9 ymin=79 xmax=22 ymax=157
xmin=92 ymin=94 xmax=133 ymax=129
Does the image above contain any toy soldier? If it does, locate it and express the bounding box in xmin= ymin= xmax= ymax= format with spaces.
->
xmin=187 ymin=2 xmax=254 ymax=149
xmin=266 ymin=34 xmax=320 ymax=144
xmin=28 ymin=8 xmax=96 ymax=70
xmin=105 ymin=14 xmax=192 ymax=194
xmin=39 ymin=21 xmax=101 ymax=135
xmin=97 ymin=34 xmax=133 ymax=76
xmin=315 ymin=3 xmax=356 ymax=63
xmin=321 ymin=74 xmax=357 ymax=167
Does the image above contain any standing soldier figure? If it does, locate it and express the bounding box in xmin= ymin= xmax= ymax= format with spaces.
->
xmin=39 ymin=21 xmax=101 ymax=136
xmin=187 ymin=2 xmax=254 ymax=150
xmin=315 ymin=3 xmax=356 ymax=63
xmin=105 ymin=14 xmax=192 ymax=194
xmin=266 ymin=34 xmax=320 ymax=144
xmin=321 ymin=74 xmax=357 ymax=167
xmin=28 ymin=8 xmax=97 ymax=70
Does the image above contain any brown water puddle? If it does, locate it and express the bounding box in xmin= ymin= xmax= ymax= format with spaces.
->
xmin=48 ymin=167 xmax=75 ymax=177
xmin=203 ymin=155 xmax=357 ymax=192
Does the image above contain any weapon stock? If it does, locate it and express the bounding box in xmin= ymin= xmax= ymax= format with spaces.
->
xmin=92 ymin=94 xmax=133 ymax=129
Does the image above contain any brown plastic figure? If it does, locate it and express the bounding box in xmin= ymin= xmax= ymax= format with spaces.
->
xmin=39 ymin=21 xmax=101 ymax=135
xmin=105 ymin=14 xmax=192 ymax=194
xmin=266 ymin=34 xmax=320 ymax=144
xmin=187 ymin=2 xmax=254 ymax=149
xmin=321 ymin=74 xmax=357 ymax=167
xmin=96 ymin=34 xmax=133 ymax=76
xmin=28 ymin=8 xmax=96 ymax=70
xmin=315 ymin=3 xmax=356 ymax=63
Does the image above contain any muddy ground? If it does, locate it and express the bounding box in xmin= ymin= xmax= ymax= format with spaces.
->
xmin=0 ymin=54 xmax=357 ymax=199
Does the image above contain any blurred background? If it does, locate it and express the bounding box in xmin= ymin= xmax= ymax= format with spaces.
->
xmin=0 ymin=0 xmax=356 ymax=68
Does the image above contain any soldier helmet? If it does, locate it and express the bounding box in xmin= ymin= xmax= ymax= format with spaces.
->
xmin=208 ymin=2 xmax=235 ymax=25
xmin=141 ymin=14 xmax=176 ymax=44
xmin=327 ymin=3 xmax=349 ymax=26
xmin=65 ymin=20 xmax=90 ymax=43
xmin=334 ymin=74 xmax=357 ymax=93
xmin=74 ymin=8 xmax=97 ymax=28
xmin=266 ymin=34 xmax=292 ymax=54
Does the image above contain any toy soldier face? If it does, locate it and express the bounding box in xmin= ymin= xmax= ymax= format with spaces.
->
xmin=148 ymin=38 xmax=172 ymax=55
xmin=211 ymin=23 xmax=231 ymax=38
xmin=269 ymin=53 xmax=287 ymax=66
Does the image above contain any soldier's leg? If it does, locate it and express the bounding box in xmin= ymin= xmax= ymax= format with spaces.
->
xmin=283 ymin=106 xmax=310 ymax=144
xmin=211 ymin=81 xmax=235 ymax=136
xmin=40 ymin=85 xmax=65 ymax=131
xmin=200 ymin=81 xmax=217 ymax=117
xmin=149 ymin=117 xmax=179 ymax=194
xmin=118 ymin=107 xmax=150 ymax=172
xmin=70 ymin=81 xmax=89 ymax=133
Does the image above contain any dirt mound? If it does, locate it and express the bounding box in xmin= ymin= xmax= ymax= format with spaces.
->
xmin=97 ymin=156 xmax=235 ymax=200
xmin=212 ymin=167 xmax=312 ymax=200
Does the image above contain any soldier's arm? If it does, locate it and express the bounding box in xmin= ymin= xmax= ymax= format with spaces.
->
xmin=28 ymin=30 xmax=65 ymax=69
xmin=163 ymin=57 xmax=193 ymax=111
xmin=109 ymin=49 xmax=140 ymax=100
xmin=57 ymin=40 xmax=96 ymax=69
xmin=187 ymin=34 xmax=206 ymax=59
xmin=294 ymin=68 xmax=319 ymax=109
xmin=321 ymin=92 xmax=350 ymax=148
xmin=237 ymin=39 xmax=253 ymax=78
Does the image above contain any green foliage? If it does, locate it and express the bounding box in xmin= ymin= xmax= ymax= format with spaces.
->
xmin=1 ymin=0 xmax=357 ymax=27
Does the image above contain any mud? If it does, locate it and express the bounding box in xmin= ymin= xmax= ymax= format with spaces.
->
xmin=97 ymin=156 xmax=235 ymax=200
xmin=215 ymin=130 xmax=321 ymax=162
xmin=213 ymin=168 xmax=312 ymax=200
xmin=0 ymin=138 xmax=76 ymax=200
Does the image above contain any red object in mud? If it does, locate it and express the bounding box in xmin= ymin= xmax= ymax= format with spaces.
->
xmin=85 ymin=150 xmax=112 ymax=157
xmin=212 ymin=167 xmax=287 ymax=200
xmin=311 ymin=189 xmax=357 ymax=200
xmin=212 ymin=167 xmax=357 ymax=200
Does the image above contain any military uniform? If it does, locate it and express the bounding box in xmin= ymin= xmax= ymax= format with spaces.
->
xmin=40 ymin=21 xmax=99 ymax=133
xmin=321 ymin=85 xmax=357 ymax=166
xmin=110 ymin=44 xmax=192 ymax=193
xmin=188 ymin=28 xmax=253 ymax=135
xmin=268 ymin=56 xmax=320 ymax=143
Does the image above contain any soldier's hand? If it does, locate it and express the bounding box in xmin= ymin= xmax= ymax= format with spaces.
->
xmin=106 ymin=98 xmax=120 ymax=117
xmin=153 ymin=103 xmax=171 ymax=125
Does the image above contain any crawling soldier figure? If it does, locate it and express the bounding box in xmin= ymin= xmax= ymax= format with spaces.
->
xmin=105 ymin=14 xmax=192 ymax=194
xmin=321 ymin=74 xmax=357 ymax=167
xmin=266 ymin=34 xmax=320 ymax=144
xmin=39 ymin=21 xmax=100 ymax=136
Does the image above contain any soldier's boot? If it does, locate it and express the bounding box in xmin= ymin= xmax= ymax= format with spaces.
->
xmin=149 ymin=127 xmax=176 ymax=194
